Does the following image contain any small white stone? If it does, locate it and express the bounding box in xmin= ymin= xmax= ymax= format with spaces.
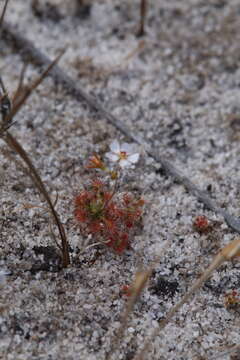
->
xmin=128 ymin=327 xmax=135 ymax=333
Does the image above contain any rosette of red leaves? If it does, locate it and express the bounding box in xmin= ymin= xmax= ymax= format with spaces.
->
xmin=74 ymin=179 xmax=144 ymax=253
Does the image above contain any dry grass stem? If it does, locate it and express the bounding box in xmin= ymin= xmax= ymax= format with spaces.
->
xmin=137 ymin=0 xmax=147 ymax=36
xmin=11 ymin=63 xmax=28 ymax=104
xmin=107 ymin=240 xmax=170 ymax=360
xmin=106 ymin=269 xmax=151 ymax=360
xmin=0 ymin=0 xmax=9 ymax=27
xmin=0 ymin=50 xmax=70 ymax=267
xmin=134 ymin=238 xmax=240 ymax=360
xmin=4 ymin=49 xmax=66 ymax=125
xmin=209 ymin=344 xmax=240 ymax=360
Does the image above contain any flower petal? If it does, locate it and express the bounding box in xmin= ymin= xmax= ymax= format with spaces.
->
xmin=128 ymin=153 xmax=139 ymax=164
xmin=106 ymin=152 xmax=119 ymax=162
xmin=119 ymin=159 xmax=130 ymax=168
xmin=110 ymin=140 xmax=120 ymax=153
xmin=121 ymin=142 xmax=134 ymax=153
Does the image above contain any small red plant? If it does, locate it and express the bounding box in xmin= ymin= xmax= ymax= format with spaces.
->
xmin=224 ymin=290 xmax=240 ymax=310
xmin=74 ymin=144 xmax=143 ymax=254
xmin=121 ymin=284 xmax=132 ymax=297
xmin=193 ymin=215 xmax=210 ymax=233
xmin=74 ymin=180 xmax=144 ymax=253
xmin=86 ymin=154 xmax=106 ymax=170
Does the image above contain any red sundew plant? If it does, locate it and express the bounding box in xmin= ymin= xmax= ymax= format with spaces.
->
xmin=74 ymin=140 xmax=144 ymax=254
xmin=120 ymin=284 xmax=133 ymax=297
xmin=224 ymin=290 xmax=240 ymax=310
xmin=193 ymin=215 xmax=211 ymax=233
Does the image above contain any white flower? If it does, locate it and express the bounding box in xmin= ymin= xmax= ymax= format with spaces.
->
xmin=105 ymin=140 xmax=139 ymax=168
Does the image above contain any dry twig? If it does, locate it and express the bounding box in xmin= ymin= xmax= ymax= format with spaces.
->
xmin=134 ymin=238 xmax=240 ymax=360
xmin=137 ymin=0 xmax=147 ymax=36
xmin=0 ymin=50 xmax=70 ymax=267
xmin=0 ymin=0 xmax=9 ymax=28
xmin=209 ymin=344 xmax=240 ymax=360
xmin=106 ymin=240 xmax=170 ymax=360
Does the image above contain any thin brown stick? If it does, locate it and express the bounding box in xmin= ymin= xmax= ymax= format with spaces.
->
xmin=0 ymin=119 xmax=17 ymax=135
xmin=134 ymin=238 xmax=240 ymax=360
xmin=106 ymin=240 xmax=170 ymax=360
xmin=0 ymin=0 xmax=9 ymax=27
xmin=0 ymin=76 xmax=7 ymax=93
xmin=0 ymin=51 xmax=70 ymax=267
xmin=4 ymin=133 xmax=70 ymax=267
xmin=12 ymin=63 xmax=28 ymax=104
xmin=4 ymin=49 xmax=65 ymax=125
xmin=0 ymin=76 xmax=11 ymax=122
xmin=137 ymin=0 xmax=147 ymax=36
xmin=3 ymin=21 xmax=240 ymax=235
xmin=105 ymin=269 xmax=151 ymax=360
xmin=209 ymin=344 xmax=240 ymax=360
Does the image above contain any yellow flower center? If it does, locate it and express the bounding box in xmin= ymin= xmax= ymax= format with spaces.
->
xmin=119 ymin=151 xmax=127 ymax=160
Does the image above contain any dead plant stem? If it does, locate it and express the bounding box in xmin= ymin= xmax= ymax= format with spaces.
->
xmin=0 ymin=48 xmax=70 ymax=267
xmin=0 ymin=0 xmax=9 ymax=28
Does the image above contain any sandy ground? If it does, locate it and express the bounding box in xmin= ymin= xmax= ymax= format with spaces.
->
xmin=0 ymin=0 xmax=240 ymax=359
